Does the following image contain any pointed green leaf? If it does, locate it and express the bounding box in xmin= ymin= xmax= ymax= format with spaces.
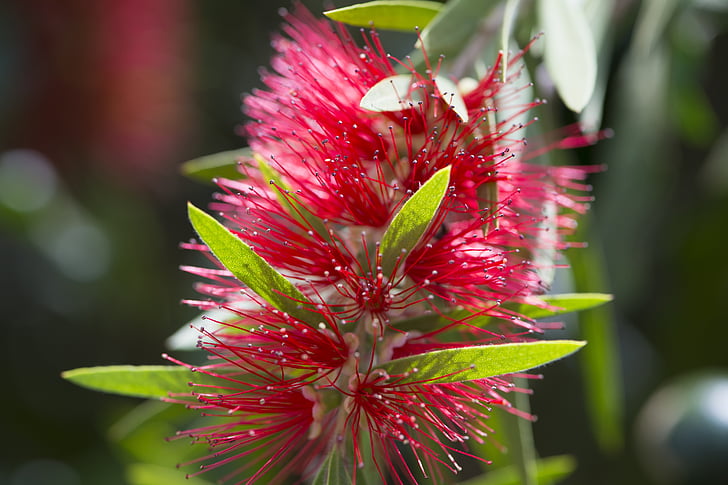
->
xmin=312 ymin=447 xmax=352 ymax=485
xmin=181 ymin=148 xmax=250 ymax=183
xmin=539 ymin=0 xmax=597 ymax=112
xmin=378 ymin=340 xmax=585 ymax=384
xmin=62 ymin=365 xmax=213 ymax=399
xmin=461 ymin=454 xmax=577 ymax=485
xmin=360 ymin=74 xmax=419 ymax=112
xmin=380 ymin=166 xmax=450 ymax=275
xmin=519 ymin=293 xmax=613 ymax=320
xmin=396 ymin=293 xmax=612 ymax=335
xmin=187 ymin=203 xmax=316 ymax=325
xmin=324 ymin=1 xmax=442 ymax=31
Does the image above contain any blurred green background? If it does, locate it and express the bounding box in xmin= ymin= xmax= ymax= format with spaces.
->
xmin=1 ymin=1 xmax=726 ymax=484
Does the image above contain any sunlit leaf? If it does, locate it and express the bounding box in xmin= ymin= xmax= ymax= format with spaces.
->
xmin=519 ymin=293 xmax=613 ymax=320
xmin=324 ymin=1 xmax=442 ymax=31
xmin=312 ymin=447 xmax=352 ymax=485
xmin=461 ymin=454 xmax=577 ymax=485
xmin=378 ymin=340 xmax=585 ymax=384
xmin=360 ymin=74 xmax=419 ymax=112
xmin=62 ymin=365 xmax=212 ymax=399
xmin=380 ymin=166 xmax=450 ymax=275
xmin=188 ymin=203 xmax=317 ymax=326
xmin=181 ymin=148 xmax=250 ymax=183
xmin=539 ymin=0 xmax=597 ymax=112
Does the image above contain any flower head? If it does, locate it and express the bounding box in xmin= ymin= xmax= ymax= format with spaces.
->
xmin=169 ymin=5 xmax=599 ymax=484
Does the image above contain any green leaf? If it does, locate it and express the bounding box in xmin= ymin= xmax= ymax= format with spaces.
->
xmin=62 ymin=365 xmax=211 ymax=399
xmin=418 ymin=0 xmax=499 ymax=61
xmin=109 ymin=401 xmax=206 ymax=467
xmin=378 ymin=340 xmax=586 ymax=384
xmin=187 ymin=203 xmax=317 ymax=326
xmin=518 ymin=293 xmax=613 ymax=320
xmin=360 ymin=74 xmax=420 ymax=112
xmin=460 ymin=454 xmax=577 ymax=485
xmin=312 ymin=447 xmax=352 ymax=485
xmin=181 ymin=148 xmax=250 ymax=183
xmin=380 ymin=166 xmax=450 ymax=275
xmin=539 ymin=0 xmax=597 ymax=112
xmin=324 ymin=1 xmax=442 ymax=31
xmin=127 ymin=463 xmax=213 ymax=485
xmin=395 ymin=293 xmax=612 ymax=335
xmin=568 ymin=221 xmax=623 ymax=452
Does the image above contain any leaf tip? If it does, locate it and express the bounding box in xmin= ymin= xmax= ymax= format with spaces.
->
xmin=187 ymin=201 xmax=205 ymax=221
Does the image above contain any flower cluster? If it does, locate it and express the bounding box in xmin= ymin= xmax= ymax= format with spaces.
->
xmin=167 ymin=7 xmax=599 ymax=484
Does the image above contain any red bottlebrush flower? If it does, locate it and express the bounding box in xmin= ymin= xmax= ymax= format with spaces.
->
xmin=169 ymin=5 xmax=600 ymax=484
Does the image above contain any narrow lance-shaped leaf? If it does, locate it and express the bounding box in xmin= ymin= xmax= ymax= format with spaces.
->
xmin=311 ymin=446 xmax=352 ymax=485
xmin=380 ymin=166 xmax=450 ymax=275
xmin=396 ymin=293 xmax=613 ymax=334
xmin=569 ymin=220 xmax=624 ymax=452
xmin=378 ymin=340 xmax=585 ymax=385
xmin=518 ymin=292 xmax=613 ymax=320
xmin=181 ymin=148 xmax=251 ymax=183
xmin=324 ymin=1 xmax=442 ymax=31
xmin=538 ymin=0 xmax=597 ymax=112
xmin=460 ymin=454 xmax=576 ymax=485
xmin=62 ymin=365 xmax=217 ymax=399
xmin=188 ymin=203 xmax=317 ymax=326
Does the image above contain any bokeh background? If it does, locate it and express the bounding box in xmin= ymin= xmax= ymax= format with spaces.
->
xmin=1 ymin=0 xmax=726 ymax=484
